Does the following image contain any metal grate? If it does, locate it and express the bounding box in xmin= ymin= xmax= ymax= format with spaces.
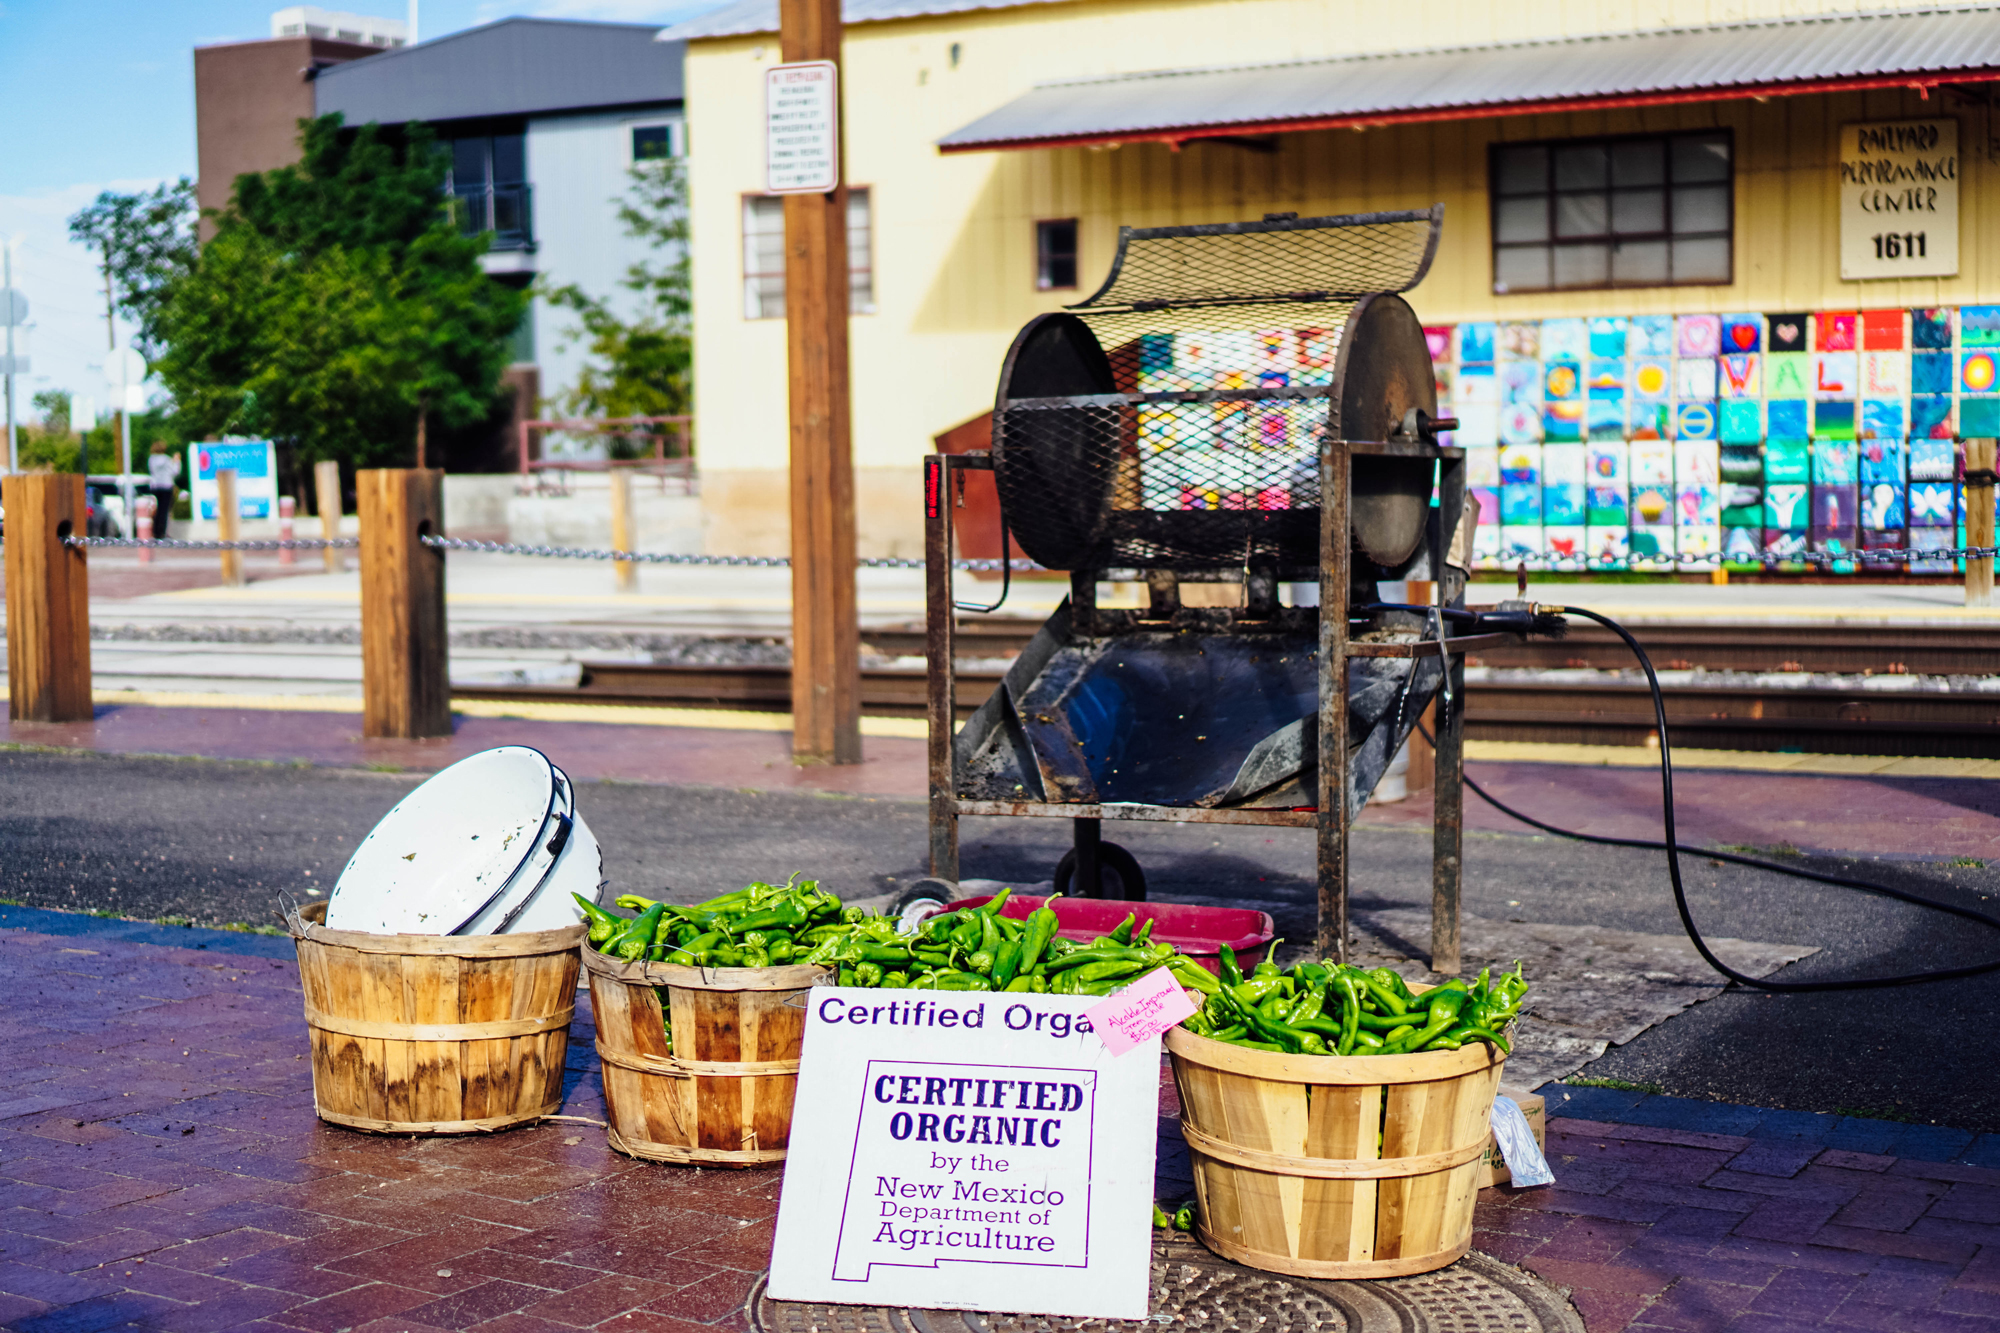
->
xmin=993 ymin=209 xmax=1443 ymax=573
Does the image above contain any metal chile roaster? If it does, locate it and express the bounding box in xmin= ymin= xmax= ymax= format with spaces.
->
xmin=922 ymin=207 xmax=1503 ymax=969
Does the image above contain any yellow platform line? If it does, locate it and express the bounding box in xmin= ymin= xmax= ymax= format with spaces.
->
xmin=1464 ymin=739 xmax=2000 ymax=780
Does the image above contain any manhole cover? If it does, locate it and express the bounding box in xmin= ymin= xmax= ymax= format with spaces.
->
xmin=750 ymin=1239 xmax=1584 ymax=1333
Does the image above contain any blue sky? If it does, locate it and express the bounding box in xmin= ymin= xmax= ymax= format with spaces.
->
xmin=0 ymin=0 xmax=714 ymax=424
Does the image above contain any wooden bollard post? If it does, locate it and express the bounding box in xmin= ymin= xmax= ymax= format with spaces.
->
xmin=3 ymin=473 xmax=93 ymax=722
xmin=315 ymin=459 xmax=342 ymax=573
xmin=1968 ymin=438 xmax=1995 ymax=608
xmin=358 ymin=468 xmax=449 ymax=739
xmin=609 ymin=468 xmax=637 ymax=593
xmin=216 ymin=468 xmax=244 ymax=587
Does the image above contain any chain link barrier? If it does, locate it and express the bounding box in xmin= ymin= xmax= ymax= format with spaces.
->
xmin=56 ymin=531 xmax=2000 ymax=571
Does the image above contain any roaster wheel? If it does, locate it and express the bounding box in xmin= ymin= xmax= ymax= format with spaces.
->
xmin=1053 ymin=843 xmax=1147 ymax=901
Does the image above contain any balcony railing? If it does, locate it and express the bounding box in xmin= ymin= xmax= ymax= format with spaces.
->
xmin=453 ymin=184 xmax=534 ymax=251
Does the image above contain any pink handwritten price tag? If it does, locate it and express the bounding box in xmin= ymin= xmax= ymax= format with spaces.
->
xmin=1084 ymin=966 xmax=1201 ymax=1057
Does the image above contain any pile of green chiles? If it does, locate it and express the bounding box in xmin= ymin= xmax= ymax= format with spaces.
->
xmin=574 ymin=877 xmax=855 ymax=969
xmin=1180 ymin=946 xmax=1527 ymax=1056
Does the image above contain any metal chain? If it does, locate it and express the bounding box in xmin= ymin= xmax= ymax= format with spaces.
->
xmin=56 ymin=531 xmax=2000 ymax=570
xmin=64 ymin=535 xmax=360 ymax=551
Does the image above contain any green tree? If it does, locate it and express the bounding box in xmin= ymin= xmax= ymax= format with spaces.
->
xmin=544 ymin=157 xmax=692 ymax=447
xmin=67 ymin=179 xmax=199 ymax=360
xmin=149 ymin=114 xmax=528 ymax=467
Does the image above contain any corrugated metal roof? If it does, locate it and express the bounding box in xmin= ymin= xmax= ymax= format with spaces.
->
xmin=315 ymin=18 xmax=683 ymax=126
xmin=938 ymin=3 xmax=2000 ymax=152
xmin=657 ymin=0 xmax=1065 ymax=42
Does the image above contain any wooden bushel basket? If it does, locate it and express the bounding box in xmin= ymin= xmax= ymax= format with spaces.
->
xmin=288 ymin=900 xmax=585 ymax=1134
xmin=1166 ymin=1024 xmax=1506 ymax=1279
xmin=582 ymin=947 xmax=824 ymax=1167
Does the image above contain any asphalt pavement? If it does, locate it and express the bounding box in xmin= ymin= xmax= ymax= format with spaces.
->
xmin=3 ymin=747 xmax=1998 ymax=1130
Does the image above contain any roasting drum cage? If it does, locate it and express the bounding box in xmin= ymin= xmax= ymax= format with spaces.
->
xmin=921 ymin=207 xmax=1496 ymax=965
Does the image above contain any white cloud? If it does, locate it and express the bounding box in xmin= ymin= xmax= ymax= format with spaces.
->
xmin=0 ymin=179 xmax=166 ymax=427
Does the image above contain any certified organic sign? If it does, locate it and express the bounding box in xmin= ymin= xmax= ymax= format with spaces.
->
xmin=768 ymin=990 xmax=1158 ymax=1319
xmin=766 ymin=60 xmax=839 ymax=194
xmin=1840 ymin=118 xmax=1958 ymax=280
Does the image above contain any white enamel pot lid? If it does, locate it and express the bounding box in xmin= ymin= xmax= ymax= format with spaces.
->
xmin=458 ymin=765 xmax=580 ymax=935
xmin=325 ymin=746 xmax=559 ymax=935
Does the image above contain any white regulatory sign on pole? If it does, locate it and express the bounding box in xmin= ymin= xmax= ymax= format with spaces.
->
xmin=1840 ymin=118 xmax=1959 ymax=280
xmin=769 ymin=990 xmax=1158 ymax=1319
xmin=766 ymin=60 xmax=840 ymax=194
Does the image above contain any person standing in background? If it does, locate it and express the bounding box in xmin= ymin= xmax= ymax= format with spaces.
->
xmin=146 ymin=441 xmax=178 ymax=539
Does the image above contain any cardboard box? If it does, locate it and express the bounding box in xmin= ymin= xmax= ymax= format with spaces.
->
xmin=1475 ymin=1085 xmax=1545 ymax=1189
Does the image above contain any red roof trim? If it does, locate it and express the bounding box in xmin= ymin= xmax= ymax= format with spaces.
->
xmin=937 ymin=68 xmax=2000 ymax=154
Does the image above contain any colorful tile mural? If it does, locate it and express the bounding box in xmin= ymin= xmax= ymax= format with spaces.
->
xmin=1429 ymin=306 xmax=1998 ymax=570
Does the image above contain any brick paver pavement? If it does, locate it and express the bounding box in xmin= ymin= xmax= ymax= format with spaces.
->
xmin=2 ymin=920 xmax=1996 ymax=1333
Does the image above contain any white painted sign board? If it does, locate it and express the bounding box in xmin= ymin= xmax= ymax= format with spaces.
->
xmin=188 ymin=440 xmax=279 ymax=521
xmin=769 ymin=990 xmax=1158 ymax=1319
xmin=766 ymin=61 xmax=840 ymax=194
xmin=1840 ymin=118 xmax=1959 ymax=280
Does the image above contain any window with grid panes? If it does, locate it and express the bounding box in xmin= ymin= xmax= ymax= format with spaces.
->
xmin=1490 ymin=132 xmax=1732 ymax=293
xmin=742 ymin=188 xmax=874 ymax=319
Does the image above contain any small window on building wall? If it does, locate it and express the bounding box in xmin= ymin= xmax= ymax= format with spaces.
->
xmin=743 ymin=188 xmax=875 ymax=319
xmin=1490 ymin=131 xmax=1732 ymax=293
xmin=632 ymin=125 xmax=673 ymax=161
xmin=1037 ymin=219 xmax=1078 ymax=290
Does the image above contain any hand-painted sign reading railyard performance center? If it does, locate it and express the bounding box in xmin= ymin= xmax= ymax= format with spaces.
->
xmin=769 ymin=991 xmax=1158 ymax=1319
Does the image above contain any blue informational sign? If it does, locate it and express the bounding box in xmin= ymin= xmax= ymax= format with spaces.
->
xmin=188 ymin=441 xmax=278 ymax=521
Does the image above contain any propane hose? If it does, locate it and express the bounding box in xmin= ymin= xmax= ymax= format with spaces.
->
xmin=1411 ymin=602 xmax=2000 ymax=992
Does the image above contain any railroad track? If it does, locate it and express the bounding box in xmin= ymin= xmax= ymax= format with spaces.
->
xmin=452 ymin=648 xmax=2000 ymax=761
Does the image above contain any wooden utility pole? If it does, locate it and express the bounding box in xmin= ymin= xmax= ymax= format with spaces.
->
xmin=779 ymin=0 xmax=861 ymax=764
xmin=1969 ymin=438 xmax=1996 ymax=607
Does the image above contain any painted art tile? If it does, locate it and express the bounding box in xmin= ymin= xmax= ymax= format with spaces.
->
xmin=1961 ymin=397 xmax=2000 ymax=437
xmin=1632 ymin=488 xmax=1675 ymax=530
xmin=1766 ymin=352 xmax=1811 ymax=398
xmin=1541 ymin=318 xmax=1589 ymax=363
xmin=1498 ymin=402 xmax=1544 ymax=445
xmin=1630 ymin=358 xmax=1672 ymax=400
xmin=1961 ymin=349 xmax=2000 ymax=394
xmin=1910 ymin=438 xmax=1955 ymax=481
xmin=1424 ymin=326 xmax=1454 ymax=362
xmin=1718 ymin=353 xmax=1760 ymax=398
xmin=1719 ymin=399 xmax=1762 ymax=443
xmin=1676 ymin=314 xmax=1721 ymax=357
xmin=1455 ymin=364 xmax=1498 ymax=404
xmin=1630 ymin=439 xmax=1675 ymax=486
xmin=1721 ymin=313 xmax=1762 ymax=354
xmin=1910 ymin=480 xmax=1956 ymax=527
xmin=1860 ymin=400 xmax=1905 ymax=442
xmin=1499 ymin=443 xmax=1541 ymax=485
xmin=1862 ymin=527 xmax=1907 ymax=551
xmin=1543 ymin=398 xmax=1585 ymax=442
xmin=1433 ymin=362 xmax=1455 ymax=402
xmin=1629 ymin=402 xmax=1671 ymax=439
xmin=1910 ymin=395 xmax=1954 ymax=439
xmin=1542 ymin=445 xmax=1586 ymax=525
xmin=1630 ymin=315 xmax=1674 ymax=357
xmin=1861 ymin=309 xmax=1904 ymax=350
xmin=1630 ymin=525 xmax=1676 ymax=562
xmin=1472 ymin=508 xmax=1502 ymax=565
xmin=1911 ymin=307 xmax=1953 ymax=350
xmin=1863 ymin=480 xmax=1907 ymax=531
xmin=1813 ymin=400 xmax=1857 ymax=440
xmin=1813 ymin=439 xmax=1858 ymax=485
xmin=1723 ymin=525 xmax=1762 ymax=561
xmin=1909 ymin=527 xmax=1954 ymax=570
xmin=1859 ymin=438 xmax=1906 ymax=486
xmin=1813 ymin=351 xmax=1858 ymax=398
xmin=1766 ymin=313 xmax=1809 ymax=354
xmin=1587 ymin=442 xmax=1630 ymax=525
xmin=1455 ymin=403 xmax=1499 ymax=447
xmin=1767 ymin=400 xmax=1809 ymax=439
xmin=1765 ymin=483 xmax=1809 ymax=530
xmin=1587 ymin=397 xmax=1627 ymax=441
xmin=1676 ymin=525 xmax=1720 ymax=566
xmin=1544 ymin=525 xmax=1586 ymax=565
xmin=1675 ymin=357 xmax=1718 ymax=400
xmin=1764 ymin=438 xmax=1810 ymax=484
xmin=1812 ymin=482 xmax=1860 ymax=533
xmin=1543 ymin=361 xmax=1583 ymax=401
xmin=1587 ymin=527 xmax=1631 ymax=564
xmin=1677 ymin=437 xmax=1720 ymax=488
xmin=1457 ymin=322 xmax=1497 ymax=364
xmin=1500 ymin=361 xmax=1543 ymax=405
xmin=1500 ymin=526 xmax=1544 ymax=563
xmin=1497 ymin=321 xmax=1539 ymax=360
xmin=1674 ymin=401 xmax=1717 ymax=440
xmin=1587 ymin=360 xmax=1624 ymax=395
xmin=1912 ymin=351 xmax=1952 ymax=394
xmin=1816 ymin=311 xmax=1858 ymax=351
xmin=1720 ymin=443 xmax=1763 ymax=485
xmin=1861 ymin=351 xmax=1907 ymax=398
xmin=1466 ymin=445 xmax=1501 ymax=488
xmin=1589 ymin=316 xmax=1629 ymax=359
xmin=1764 ymin=528 xmax=1809 ymax=558
xmin=1960 ymin=306 xmax=2000 ymax=348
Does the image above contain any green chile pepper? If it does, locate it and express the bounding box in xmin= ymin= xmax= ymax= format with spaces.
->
xmin=573 ymin=895 xmax=623 ymax=946
xmin=1216 ymin=944 xmax=1244 ymax=989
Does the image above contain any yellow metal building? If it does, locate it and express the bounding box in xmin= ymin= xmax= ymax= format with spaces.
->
xmin=663 ymin=0 xmax=2000 ymax=558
